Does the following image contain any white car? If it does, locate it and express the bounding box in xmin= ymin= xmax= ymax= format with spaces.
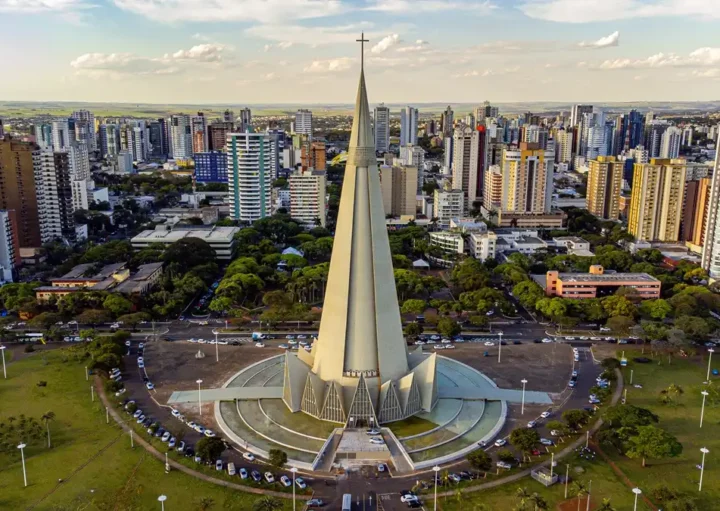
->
xmin=137 ymin=356 xmax=144 ymax=363
xmin=600 ymin=327 xmax=611 ymax=332
xmin=138 ymin=343 xmax=145 ymax=349
xmin=414 ymin=341 xmax=425 ymax=345
xmin=401 ymin=495 xmax=419 ymax=503
xmin=527 ymin=421 xmax=537 ymax=428
xmin=579 ymin=336 xmax=589 ymax=340
xmin=125 ymin=340 xmax=131 ymax=347
xmin=484 ymin=341 xmax=495 ymax=346
xmin=542 ymin=338 xmax=553 ymax=343
xmin=255 ymin=342 xmax=266 ymax=348
xmin=297 ymin=335 xmax=307 ymax=339
xmin=571 ymin=370 xmax=578 ymax=378
xmin=204 ymin=429 xmax=216 ymax=438
xmin=161 ymin=431 xmax=171 ymax=442
xmin=216 ymin=460 xmax=223 ymax=471
xmin=550 ymin=430 xmax=560 ymax=437
xmin=494 ymin=438 xmax=507 ymax=447
xmin=177 ymin=441 xmax=186 ymax=452
xmin=138 ymin=362 xmax=145 ymax=369
xmin=115 ymin=388 xmax=126 ymax=396
xmin=198 ymin=339 xmax=207 ymax=344
xmin=280 ymin=475 xmax=292 ymax=487
xmin=264 ymin=472 xmax=275 ymax=483
xmin=168 ymin=437 xmax=176 ymax=448
xmin=171 ymin=409 xmax=180 ymax=418
xmin=295 ymin=477 xmax=307 ymax=489
xmin=441 ymin=339 xmax=452 ymax=344
xmin=540 ymin=411 xmax=551 ymax=419
xmin=425 ymin=339 xmax=436 ymax=344
xmin=565 ymin=337 xmax=576 ymax=341
xmin=433 ymin=345 xmax=445 ymax=350
xmin=243 ymin=452 xmax=255 ymax=461
xmin=146 ymin=382 xmax=154 ymax=390
xmin=540 ymin=438 xmax=554 ymax=446
xmin=369 ymin=437 xmax=384 ymax=445
xmin=445 ymin=344 xmax=456 ymax=349
xmin=430 ymin=335 xmax=440 ymax=340
xmin=189 ymin=338 xmax=199 ymax=343
xmin=133 ymin=410 xmax=143 ymax=418
xmin=279 ymin=344 xmax=289 ymax=349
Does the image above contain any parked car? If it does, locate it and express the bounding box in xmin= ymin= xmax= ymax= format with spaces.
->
xmin=215 ymin=459 xmax=223 ymax=471
xmin=264 ymin=472 xmax=275 ymax=483
xmin=540 ymin=411 xmax=551 ymax=419
xmin=280 ymin=475 xmax=292 ymax=487
xmin=494 ymin=438 xmax=507 ymax=447
xmin=243 ymin=452 xmax=256 ymax=462
xmin=527 ymin=421 xmax=537 ymax=428
xmin=306 ymin=499 xmax=324 ymax=507
xmin=177 ymin=441 xmax=186 ymax=453
xmin=496 ymin=461 xmax=512 ymax=469
xmin=239 ymin=468 xmax=248 ymax=479
xmin=296 ymin=477 xmax=307 ymax=489
xmin=161 ymin=431 xmax=171 ymax=442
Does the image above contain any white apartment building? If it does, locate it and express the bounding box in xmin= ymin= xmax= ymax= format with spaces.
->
xmin=400 ymin=106 xmax=418 ymax=146
xmin=701 ymin=137 xmax=720 ymax=279
xmin=660 ymin=126 xmax=682 ymax=159
xmin=469 ymin=231 xmax=497 ymax=261
xmin=433 ymin=188 xmax=464 ymax=226
xmin=554 ymin=128 xmax=573 ymax=164
xmin=72 ymin=110 xmax=97 ymax=152
xmin=227 ymin=131 xmax=273 ymax=222
xmin=169 ymin=115 xmax=193 ymax=159
xmin=429 ymin=231 xmax=464 ymax=261
xmin=71 ymin=179 xmax=92 ymax=211
xmin=452 ymin=124 xmax=480 ymax=210
xmin=0 ymin=210 xmax=17 ymax=282
xmin=118 ymin=151 xmax=133 ymax=173
xmin=380 ymin=164 xmax=417 ymax=217
xmin=399 ymin=144 xmax=425 ymax=193
xmin=289 ymin=169 xmax=327 ymax=227
xmin=69 ymin=143 xmax=90 ymax=180
xmin=51 ymin=120 xmax=74 ymax=150
xmin=295 ymin=110 xmax=313 ymax=137
xmin=373 ymin=104 xmax=390 ymax=153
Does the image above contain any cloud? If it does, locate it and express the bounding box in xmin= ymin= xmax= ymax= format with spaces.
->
xmin=262 ymin=41 xmax=294 ymax=51
xmin=518 ymin=0 xmax=720 ymax=23
xmin=691 ymin=69 xmax=720 ymax=78
xmin=371 ymin=34 xmax=401 ymax=54
xmin=0 ymin=0 xmax=93 ymax=12
xmin=246 ymin=22 xmax=374 ymax=46
xmin=192 ymin=33 xmax=210 ymax=41
xmin=366 ymin=0 xmax=496 ymax=13
xmin=452 ymin=67 xmax=518 ymax=78
xmin=303 ymin=57 xmax=354 ymax=73
xmin=113 ymin=0 xmax=343 ymax=23
xmin=578 ymin=31 xmax=619 ymax=49
xmin=165 ymin=43 xmax=227 ymax=62
xmin=592 ymin=47 xmax=720 ymax=70
xmin=396 ymin=40 xmax=430 ymax=53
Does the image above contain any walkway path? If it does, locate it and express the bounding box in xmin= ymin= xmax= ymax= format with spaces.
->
xmin=94 ymin=377 xmax=303 ymax=501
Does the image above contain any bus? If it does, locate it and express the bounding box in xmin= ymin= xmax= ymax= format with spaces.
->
xmin=342 ymin=493 xmax=352 ymax=511
xmin=18 ymin=333 xmax=45 ymax=345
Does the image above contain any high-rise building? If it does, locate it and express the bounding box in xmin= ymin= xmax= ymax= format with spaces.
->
xmin=223 ymin=110 xmax=235 ymax=124
xmin=433 ymin=187 xmax=464 ymax=226
xmin=118 ymin=151 xmax=134 ymax=173
xmin=523 ymin=125 xmax=549 ymax=149
xmin=131 ymin=124 xmax=147 ymax=163
xmin=71 ymin=110 xmax=97 ymax=152
xmin=71 ymin=178 xmax=91 ymax=211
xmin=227 ymin=131 xmax=273 ymax=222
xmin=586 ymin=156 xmax=623 ymax=220
xmin=380 ymin=165 xmax=418 ymax=217
xmin=289 ymin=169 xmax=327 ymax=227
xmin=399 ymin=144 xmax=425 ymax=193
xmin=501 ymin=142 xmax=554 ymax=214
xmin=294 ymin=109 xmax=313 ymax=137
xmin=169 ymin=115 xmax=192 ymax=159
xmin=400 ymin=106 xmax=418 ymax=146
xmin=451 ymin=124 xmax=480 ymax=210
xmin=194 ymin=151 xmax=228 ymax=183
xmin=628 ymin=158 xmax=687 ymax=241
xmin=51 ymin=119 xmax=74 ymax=150
xmin=99 ymin=124 xmax=121 ymax=158
xmin=660 ymin=126 xmax=682 ymax=159
xmin=192 ymin=113 xmax=209 ymax=153
xmin=644 ymin=120 xmax=670 ymax=158
xmin=0 ymin=210 xmax=19 ymax=282
xmin=149 ymin=121 xmax=165 ymax=158
xmin=701 ymin=137 xmax=720 ymax=278
xmin=583 ymin=110 xmax=609 ymax=159
xmin=373 ymin=104 xmax=390 ymax=153
xmin=483 ymin=164 xmax=503 ymax=211
xmin=33 ymin=150 xmax=76 ymax=243
xmin=68 ymin=143 xmax=90 ymax=180
xmin=570 ymin=104 xmax=593 ymax=127
xmin=209 ymin=122 xmax=234 ymax=152
xmin=34 ymin=123 xmax=53 ymax=149
xmin=681 ymin=127 xmax=694 ymax=147
xmin=616 ymin=110 xmax=645 ymax=152
xmin=441 ymin=106 xmax=454 ymax=138
xmin=238 ymin=108 xmax=252 ymax=132
xmin=301 ymin=141 xmax=326 ymax=171
xmin=478 ymin=101 xmax=499 ymax=120
xmin=554 ymin=128 xmax=573 ymax=164
xmin=682 ymin=177 xmax=711 ymax=249
xmin=0 ymin=136 xmax=41 ymax=248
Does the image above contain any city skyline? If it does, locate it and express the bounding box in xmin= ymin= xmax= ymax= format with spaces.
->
xmin=2 ymin=0 xmax=720 ymax=104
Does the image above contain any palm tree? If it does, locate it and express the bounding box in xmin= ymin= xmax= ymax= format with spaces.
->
xmin=596 ymin=498 xmax=616 ymax=511
xmin=572 ymin=482 xmax=588 ymax=511
xmin=252 ymin=497 xmax=282 ymax=511
xmin=41 ymin=411 xmax=55 ymax=448
xmin=454 ymin=488 xmax=463 ymax=503
xmin=530 ymin=493 xmax=548 ymax=511
xmin=196 ymin=497 xmax=214 ymax=511
xmin=516 ymin=487 xmax=531 ymax=511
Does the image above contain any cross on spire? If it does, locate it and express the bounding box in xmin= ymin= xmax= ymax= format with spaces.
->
xmin=356 ymin=32 xmax=369 ymax=71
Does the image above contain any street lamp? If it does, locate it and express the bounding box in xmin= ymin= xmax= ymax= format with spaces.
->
xmin=520 ymin=379 xmax=528 ymax=415
xmin=498 ymin=332 xmax=503 ymax=363
xmin=699 ymin=448 xmax=709 ymax=492
xmin=290 ymin=467 xmax=298 ymax=511
xmin=1 ymin=345 xmax=7 ymax=379
xmin=215 ymin=330 xmax=219 ymax=363
xmin=632 ymin=488 xmax=642 ymax=511
xmin=433 ymin=465 xmax=440 ymax=511
xmin=158 ymin=495 xmax=167 ymax=511
xmin=700 ymin=390 xmax=709 ymax=428
xmin=707 ymin=348 xmax=715 ymax=382
xmin=197 ymin=379 xmax=203 ymax=416
xmin=586 ymin=480 xmax=592 ymax=511
xmin=17 ymin=443 xmax=27 ymax=487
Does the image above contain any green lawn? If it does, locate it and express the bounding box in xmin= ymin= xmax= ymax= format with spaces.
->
xmin=386 ymin=416 xmax=439 ymax=438
xmin=0 ymin=348 xmax=293 ymax=510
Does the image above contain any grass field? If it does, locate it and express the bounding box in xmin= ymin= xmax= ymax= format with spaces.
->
xmin=0 ymin=348 xmax=293 ymax=510
xmin=386 ymin=416 xmax=439 ymax=438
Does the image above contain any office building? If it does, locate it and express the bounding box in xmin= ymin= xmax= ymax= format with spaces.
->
xmin=0 ymin=210 xmax=19 ymax=282
xmin=227 ymin=131 xmax=273 ymax=222
xmin=192 ymin=113 xmax=208 ymax=153
xmin=131 ymin=123 xmax=148 ymax=162
xmin=51 ymin=119 xmax=74 ymax=150
xmin=379 ymin=165 xmax=417 ymax=217
xmin=169 ymin=115 xmax=193 ymax=159
xmin=660 ymin=126 xmax=682 ymax=159
xmin=570 ymin=104 xmax=593 ymax=127
xmin=373 ymin=104 xmax=390 ymax=153
xmin=451 ymin=124 xmax=480 ymax=210
xmin=33 ymin=150 xmax=76 ymax=243
xmin=238 ymin=108 xmax=252 ymax=132
xmin=294 ymin=109 xmax=313 ymax=137
xmin=682 ymin=127 xmax=694 ymax=147
xmin=628 ymin=158 xmax=687 ymax=241
xmin=433 ymin=188 xmax=464 ymax=226
xmin=400 ymin=106 xmax=418 ymax=146
xmin=616 ymin=110 xmax=645 ymax=152
xmin=543 ymin=265 xmax=660 ymax=299
xmin=223 ymin=110 xmax=234 ymax=124
xmin=118 ymin=151 xmax=133 ymax=173
xmin=441 ymin=105 xmax=454 ymax=138
xmin=71 ymin=110 xmax=96 ymax=151
xmin=586 ymin=156 xmax=623 ymax=220
xmin=132 ymin=227 xmax=240 ymax=260
xmin=149 ymin=121 xmax=166 ymax=158
xmin=34 ymin=123 xmax=52 ymax=149
xmin=194 ymin=151 xmax=228 ymax=183
xmin=644 ymin=120 xmax=670 ymax=158
xmin=289 ymin=169 xmax=327 ymax=227
xmin=0 ymin=136 xmax=41 ymax=248
xmin=209 ymin=122 xmax=233 ymax=151
xmin=682 ymin=177 xmax=710 ymax=249
xmin=501 ymin=142 xmax=554 ymax=214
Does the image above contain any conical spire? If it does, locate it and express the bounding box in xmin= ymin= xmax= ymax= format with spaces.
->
xmin=347 ymin=69 xmax=375 ymax=165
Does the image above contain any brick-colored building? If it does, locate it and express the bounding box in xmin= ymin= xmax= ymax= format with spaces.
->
xmin=543 ymin=265 xmax=661 ymax=299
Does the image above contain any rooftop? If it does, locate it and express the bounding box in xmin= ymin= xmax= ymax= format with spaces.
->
xmin=132 ymin=226 xmax=239 ymax=243
xmin=555 ymin=272 xmax=660 ymax=283
xmin=553 ymin=236 xmax=588 ymax=244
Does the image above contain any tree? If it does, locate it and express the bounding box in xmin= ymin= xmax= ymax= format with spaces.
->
xmin=600 ymin=358 xmax=621 ymax=370
xmin=531 ymin=493 xmax=548 ymax=511
xmin=76 ymin=309 xmax=112 ymax=325
xmin=268 ymin=448 xmax=287 ymax=469
xmin=545 ymin=420 xmax=570 ymax=442
xmin=605 ymin=315 xmax=635 ymax=336
xmin=195 ymin=497 xmax=215 ymax=511
xmin=596 ymin=498 xmax=616 ymax=511
xmin=103 ymin=294 xmax=133 ymax=316
xmin=535 ymin=297 xmax=568 ymax=320
xmin=513 ymin=281 xmax=546 ymax=311
xmin=602 ymin=295 xmax=636 ymax=318
xmin=509 ymin=428 xmax=540 ymax=461
xmin=516 ymin=487 xmax=531 ymax=511
xmin=401 ymin=299 xmax=427 ymax=315
xmin=466 ymin=449 xmax=492 ymax=475
xmin=674 ymin=316 xmax=711 ymax=339
xmin=625 ymin=425 xmax=682 ymax=467
xmin=164 ymin=238 xmax=216 ymax=274
xmin=571 ymin=482 xmax=588 ymax=511
xmin=639 ymin=299 xmax=672 ymax=320
xmin=195 ymin=437 xmax=225 ymax=462
xmin=252 ymin=497 xmax=283 ymax=511
xmin=41 ymin=411 xmax=55 ymax=448
xmin=451 ymin=258 xmax=490 ymax=291
xmin=562 ymin=409 xmax=591 ymax=430
xmin=437 ymin=317 xmax=461 ymax=338
xmin=28 ymin=312 xmax=62 ymax=330
xmin=116 ymin=312 xmax=151 ymax=330
xmin=404 ymin=322 xmax=423 ymax=337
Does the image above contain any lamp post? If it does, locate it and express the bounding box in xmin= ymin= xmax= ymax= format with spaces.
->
xmin=586 ymin=480 xmax=592 ymax=511
xmin=550 ymin=452 xmax=554 ymax=480
xmin=498 ymin=332 xmax=503 ymax=363
xmin=290 ymin=467 xmax=298 ymax=511
xmin=215 ymin=331 xmax=219 ymax=363
xmin=91 ymin=385 xmax=94 ymax=402
xmin=586 ymin=430 xmax=590 ymax=449
xmin=707 ymin=348 xmax=715 ymax=382
xmin=433 ymin=465 xmax=440 ymax=511
xmin=158 ymin=495 xmax=167 ymax=511
xmin=0 ymin=345 xmax=6 ymax=379
xmin=197 ymin=379 xmax=203 ymax=417
xmin=17 ymin=443 xmax=27 ymax=487
xmin=106 ymin=407 xmax=109 ymax=424
xmin=520 ymin=379 xmax=527 ymax=415
xmin=130 ymin=429 xmax=134 ymax=448
xmin=564 ymin=464 xmax=569 ymax=498
xmin=632 ymin=488 xmax=642 ymax=511
xmin=701 ymin=390 xmax=709 ymax=428
xmin=699 ymin=448 xmax=709 ymax=492
xmin=85 ymin=366 xmax=88 ymax=381
xmin=630 ymin=369 xmax=633 ymax=385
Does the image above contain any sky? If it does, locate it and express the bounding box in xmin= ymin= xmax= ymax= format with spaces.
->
xmin=2 ymin=0 xmax=720 ymax=105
